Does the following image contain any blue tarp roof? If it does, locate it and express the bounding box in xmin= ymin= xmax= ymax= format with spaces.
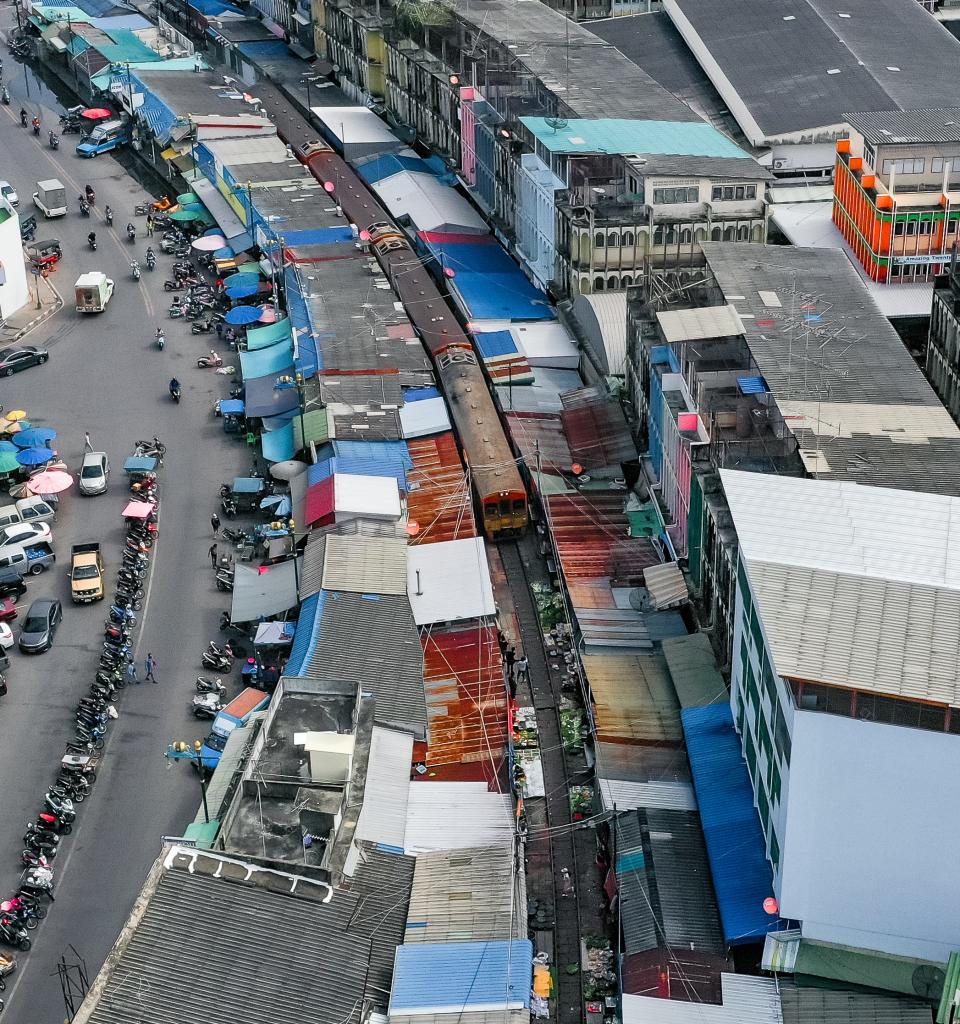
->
xmin=188 ymin=0 xmax=244 ymax=15
xmin=331 ymin=440 xmax=411 ymax=489
xmin=283 ymin=226 xmax=354 ymax=246
xmin=403 ymin=386 xmax=440 ymax=403
xmin=417 ymin=236 xmax=554 ymax=322
xmin=219 ymin=399 xmax=245 ymax=414
xmin=681 ymin=703 xmax=777 ymax=947
xmin=244 ymin=367 xmax=300 ymax=418
xmin=261 ymin=421 xmax=294 ymax=462
xmin=356 ymin=152 xmax=435 ymax=186
xmin=285 ymin=591 xmax=325 ymax=676
xmin=390 ymin=941 xmax=533 ymax=1014
xmin=237 ymin=39 xmax=290 ymax=58
xmin=284 ymin=266 xmax=319 ymax=376
xmin=473 ymin=330 xmax=518 ymax=359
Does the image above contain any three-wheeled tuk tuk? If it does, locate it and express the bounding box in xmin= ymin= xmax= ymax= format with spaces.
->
xmin=26 ymin=239 xmax=62 ymax=272
xmin=220 ymin=476 xmax=269 ymax=517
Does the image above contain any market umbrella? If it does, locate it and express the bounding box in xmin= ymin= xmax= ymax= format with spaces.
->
xmin=16 ymin=447 xmax=55 ymax=466
xmin=5 ymin=411 xmax=26 ymax=421
xmin=0 ymin=452 xmax=20 ymax=473
xmin=224 ymin=305 xmax=262 ymax=326
xmin=236 ymin=261 xmax=261 ymax=275
xmin=81 ymin=107 xmax=112 ymax=120
xmin=225 ymin=280 xmax=260 ymax=300
xmin=177 ymin=192 xmax=199 ymax=206
xmin=192 ymin=235 xmax=227 ymax=252
xmin=0 ymin=440 xmax=16 ymax=452
xmin=258 ymin=304 xmax=278 ymax=323
xmin=169 ymin=209 xmax=201 ymax=222
xmin=13 ymin=427 xmax=56 ymax=448
xmin=214 ymin=247 xmax=235 ymax=259
xmin=122 ymin=499 xmax=155 ymax=519
xmin=270 ymin=460 xmax=307 ymax=481
xmin=25 ymin=469 xmax=73 ymax=494
xmin=203 ymin=227 xmax=223 ymax=237
xmin=260 ymin=494 xmax=292 ymax=517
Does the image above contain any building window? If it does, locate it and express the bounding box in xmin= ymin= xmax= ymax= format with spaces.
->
xmin=680 ymin=228 xmax=692 ymax=243
xmin=894 ymin=221 xmax=906 ymax=236
xmin=773 ymin=703 xmax=791 ymax=763
xmin=711 ymin=184 xmax=757 ymax=201
xmin=607 ymin=275 xmax=618 ymax=289
xmin=607 ymin=232 xmax=619 ymax=248
xmin=666 ymin=227 xmax=677 ymax=244
xmin=622 ymin=231 xmax=635 ymax=247
xmin=737 ymin=225 xmax=749 ymax=241
xmin=769 ymin=830 xmax=781 ymax=869
xmin=594 ymin=231 xmax=605 ymax=248
xmin=593 ymin=276 xmax=604 ymax=291
xmin=653 ymin=186 xmax=699 ymax=204
xmin=882 ymin=158 xmax=925 ymax=174
xmin=919 ymin=220 xmax=933 ymax=235
xmin=711 ymin=227 xmax=722 ymax=241
xmin=864 ymin=142 xmax=876 ymax=168
xmin=931 ymin=158 xmax=958 ymax=174
xmin=653 ymin=226 xmax=664 ymax=245
xmin=906 ymin=221 xmax=917 ymax=236
xmin=621 ymin=275 xmax=633 ymax=287
xmin=724 ymin=226 xmax=736 ymax=241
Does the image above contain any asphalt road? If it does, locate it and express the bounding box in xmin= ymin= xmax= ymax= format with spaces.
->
xmin=0 ymin=61 xmax=248 ymax=1023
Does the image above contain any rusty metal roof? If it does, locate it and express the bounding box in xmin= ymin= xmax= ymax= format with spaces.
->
xmin=560 ymin=386 xmax=638 ymax=470
xmin=406 ymin=433 xmax=477 ymax=544
xmin=586 ymin=652 xmax=683 ymax=747
xmin=420 ymin=623 xmax=508 ymax=786
xmin=504 ymin=412 xmax=573 ymax=481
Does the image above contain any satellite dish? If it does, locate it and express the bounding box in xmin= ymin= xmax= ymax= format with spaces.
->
xmin=544 ymin=116 xmax=568 ymax=132
xmin=911 ymin=965 xmax=945 ymax=1000
xmin=627 ymin=588 xmax=652 ymax=611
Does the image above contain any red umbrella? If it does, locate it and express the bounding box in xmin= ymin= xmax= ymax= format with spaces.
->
xmin=81 ymin=107 xmax=113 ymax=121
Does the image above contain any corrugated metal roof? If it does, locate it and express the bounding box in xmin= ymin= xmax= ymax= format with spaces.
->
xmin=661 ymin=634 xmax=727 ymax=709
xmin=193 ymin=712 xmax=265 ymax=828
xmin=597 ymin=740 xmax=690 ymax=785
xmin=845 ymin=108 xmax=960 ymax=146
xmin=616 ymin=808 xmax=725 ymax=956
xmin=681 ymin=704 xmax=777 ymax=947
xmin=599 ymin=779 xmax=696 ymax=812
xmin=389 ymin=940 xmax=533 ymax=1015
xmin=407 ymin=538 xmax=495 ymax=625
xmin=421 ymin=624 xmax=508 ymax=782
xmin=586 ymin=652 xmax=683 ymax=747
xmin=372 ymin=170 xmax=488 ymax=235
xmin=723 ymin=469 xmax=960 ymax=703
xmin=230 ymin=559 xmax=299 ymax=621
xmin=702 ymin=243 xmax=960 ymax=495
xmin=404 ymin=843 xmax=524 ymax=943
xmin=342 ymin=846 xmax=415 ymax=1004
xmin=322 ymin=533 xmax=408 ymax=595
xmin=406 ymin=434 xmax=477 ymax=545
xmin=520 ymin=117 xmax=753 ymax=158
xmin=404 ymin=782 xmax=515 ymax=854
xmin=656 ymin=305 xmax=744 ymax=344
xmin=504 ymin=413 xmax=573 ymax=479
xmin=82 ymin=853 xmax=373 ymax=1024
xmin=559 ymin=385 xmax=637 ymax=470
xmin=643 ymin=562 xmax=688 ymax=609
xmin=291 ymin=590 xmax=426 ymax=738
xmin=400 ymin=396 xmax=452 ymax=440
xmin=779 ymin=984 xmax=933 ymax=1024
xmin=570 ymin=291 xmax=628 ymax=376
xmin=351 ymin=727 xmax=414 ymax=856
xmin=623 ymin=973 xmax=782 ymax=1024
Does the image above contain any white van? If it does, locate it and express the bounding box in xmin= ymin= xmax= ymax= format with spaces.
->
xmin=0 ymin=498 xmax=56 ymax=531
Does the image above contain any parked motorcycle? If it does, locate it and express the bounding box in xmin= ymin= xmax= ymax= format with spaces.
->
xmin=0 ymin=914 xmax=31 ymax=951
xmin=201 ymin=650 xmax=231 ymax=672
xmin=197 ymin=351 xmax=223 ymax=369
xmin=192 ymin=692 xmax=223 ymax=719
xmin=195 ymin=675 xmax=225 ymax=695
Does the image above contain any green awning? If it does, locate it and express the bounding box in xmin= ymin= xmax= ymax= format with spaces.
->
xmin=293 ymin=408 xmax=330 ymax=450
xmin=795 ymin=938 xmax=945 ymax=999
xmin=169 ymin=209 xmax=200 ymax=222
xmin=182 ymin=819 xmax=220 ymax=848
xmin=177 ymin=192 xmax=199 ymax=205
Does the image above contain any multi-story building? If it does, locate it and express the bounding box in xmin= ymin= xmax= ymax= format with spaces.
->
xmin=627 ymin=243 xmax=960 ymax=666
xmin=722 ymin=467 xmax=960 ymax=962
xmin=833 ymin=109 xmax=960 ymax=285
xmin=927 ymin=250 xmax=960 ymax=424
xmin=314 ymin=0 xmax=768 ymax=298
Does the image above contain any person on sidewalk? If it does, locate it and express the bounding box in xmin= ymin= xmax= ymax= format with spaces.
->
xmin=208 ymin=542 xmax=218 ymax=568
xmin=126 ymin=658 xmax=139 ymax=685
xmin=515 ymin=655 xmax=529 ymax=685
xmin=145 ymin=652 xmax=157 ymax=683
xmin=84 ymin=431 xmax=92 ymax=452
xmin=145 ymin=214 xmax=154 ymax=237
xmin=504 ymin=646 xmax=516 ymax=678
xmin=211 ymin=512 xmax=221 ymax=537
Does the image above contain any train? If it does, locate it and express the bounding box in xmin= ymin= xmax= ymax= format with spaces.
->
xmin=255 ymin=100 xmax=528 ymax=537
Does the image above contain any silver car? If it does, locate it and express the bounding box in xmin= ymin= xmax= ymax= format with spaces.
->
xmin=0 ymin=181 xmax=19 ymax=207
xmin=78 ymin=451 xmax=109 ymax=496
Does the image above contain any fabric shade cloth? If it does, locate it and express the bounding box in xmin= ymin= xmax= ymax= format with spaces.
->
xmin=203 ymin=227 xmax=223 ymax=236
xmin=13 ymin=427 xmax=56 ymax=448
xmin=192 ymin=235 xmax=227 ymax=251
xmin=0 ymin=441 xmax=15 ymax=452
xmin=224 ymin=305 xmax=262 ymax=325
xmin=26 ymin=469 xmax=73 ymax=494
xmin=270 ymin=460 xmax=307 ymax=481
xmin=16 ymin=447 xmax=55 ymax=466
xmin=254 ymin=621 xmax=295 ymax=645
xmin=81 ymin=107 xmax=112 ymax=120
xmin=225 ymin=281 xmax=259 ymax=299
xmin=260 ymin=494 xmax=292 ymax=515
xmin=122 ymin=499 xmax=155 ymax=518
xmin=169 ymin=209 xmax=200 ymax=222
xmin=214 ymin=247 xmax=235 ymax=259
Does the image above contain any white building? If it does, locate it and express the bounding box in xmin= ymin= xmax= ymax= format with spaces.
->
xmin=721 ymin=468 xmax=960 ymax=962
xmin=0 ymin=198 xmax=29 ymax=320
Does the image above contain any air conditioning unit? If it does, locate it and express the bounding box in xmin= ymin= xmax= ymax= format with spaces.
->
xmin=772 ymin=159 xmax=786 ymax=169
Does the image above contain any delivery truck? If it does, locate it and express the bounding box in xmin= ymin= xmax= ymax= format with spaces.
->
xmin=75 ymin=272 xmax=114 ymax=313
xmin=198 ymin=687 xmax=270 ymax=771
xmin=32 ymin=179 xmax=67 ymax=218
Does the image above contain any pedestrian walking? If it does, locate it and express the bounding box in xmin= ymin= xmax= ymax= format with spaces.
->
xmin=504 ymin=645 xmax=516 ymax=677
xmin=145 ymin=652 xmax=157 ymax=684
xmin=83 ymin=431 xmax=92 ymax=452
xmin=516 ymin=655 xmax=529 ymax=684
xmin=211 ymin=512 xmax=221 ymax=537
xmin=216 ymin=320 xmax=223 ymax=340
xmin=126 ymin=659 xmax=139 ymax=685
xmin=208 ymin=542 xmax=218 ymax=568
xmin=146 ymin=214 xmax=154 ymax=237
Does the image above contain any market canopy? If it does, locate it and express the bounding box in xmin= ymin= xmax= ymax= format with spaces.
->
xmin=254 ymin=621 xmax=295 ymax=646
xmin=244 ymin=369 xmax=300 ymax=418
xmin=240 ymin=339 xmax=294 ymax=380
xmin=224 ymin=305 xmax=262 ymax=326
xmin=261 ymin=421 xmax=295 ymax=463
xmin=13 ymin=428 xmax=55 ymax=448
xmin=26 ymin=469 xmax=73 ymax=494
xmin=81 ymin=107 xmax=112 ymax=120
xmin=225 ymin=280 xmax=260 ymax=300
xmin=270 ymin=460 xmax=308 ymax=481
xmin=246 ymin=319 xmax=290 ymax=351
xmin=16 ymin=447 xmax=55 ymax=466
xmin=122 ymin=499 xmax=155 ymax=518
xmin=177 ymin=192 xmax=199 ymax=205
xmin=230 ymin=559 xmax=300 ymax=621
xmin=192 ymin=235 xmax=227 ymax=252
xmin=0 ymin=452 xmax=19 ymax=473
xmin=169 ymin=209 xmax=200 ymax=222
xmin=218 ymin=399 xmax=245 ymax=415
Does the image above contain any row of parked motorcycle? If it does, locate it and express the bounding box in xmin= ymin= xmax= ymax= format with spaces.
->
xmin=0 ymin=439 xmax=167 ymax=968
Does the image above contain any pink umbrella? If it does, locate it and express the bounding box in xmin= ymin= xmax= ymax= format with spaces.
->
xmin=122 ymin=499 xmax=155 ymax=519
xmin=192 ymin=235 xmax=228 ymax=252
xmin=25 ymin=469 xmax=73 ymax=494
xmin=258 ymin=303 xmax=278 ymax=323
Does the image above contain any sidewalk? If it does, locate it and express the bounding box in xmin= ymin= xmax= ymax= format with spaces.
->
xmin=0 ymin=271 xmax=62 ymax=346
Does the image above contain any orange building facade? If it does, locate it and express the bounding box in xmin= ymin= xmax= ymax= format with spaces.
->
xmin=832 ymin=111 xmax=960 ymax=285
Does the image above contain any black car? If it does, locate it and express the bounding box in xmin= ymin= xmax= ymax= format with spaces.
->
xmin=0 ymin=568 xmax=26 ymax=600
xmin=0 ymin=347 xmax=48 ymax=377
xmin=19 ymin=598 xmax=61 ymax=653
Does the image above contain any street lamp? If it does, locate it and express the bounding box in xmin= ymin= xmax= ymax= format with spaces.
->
xmin=165 ymin=740 xmax=211 ymax=823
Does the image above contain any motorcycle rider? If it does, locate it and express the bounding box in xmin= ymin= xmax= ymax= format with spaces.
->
xmin=19 ymin=108 xmax=26 ymax=127
xmin=126 ymin=222 xmax=136 ymax=241
xmin=145 ymin=245 xmax=156 ymax=266
xmin=31 ymin=116 xmax=40 ymax=135
xmin=87 ymin=231 xmax=96 ymax=250
xmin=104 ymin=204 xmax=113 ymax=225
xmin=169 ymin=377 xmax=180 ymax=398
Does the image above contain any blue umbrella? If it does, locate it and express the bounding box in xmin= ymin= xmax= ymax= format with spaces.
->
xmin=226 ymin=272 xmax=260 ymax=287
xmin=16 ymin=447 xmax=55 ymax=466
xmin=0 ymin=440 xmax=16 ymax=452
xmin=225 ymin=281 xmax=260 ymax=300
xmin=260 ymin=494 xmax=292 ymax=517
xmin=214 ymin=247 xmax=235 ymax=259
xmin=13 ymin=427 xmax=56 ymax=448
xmin=203 ymin=227 xmax=223 ymax=237
xmin=225 ymin=305 xmax=262 ymax=326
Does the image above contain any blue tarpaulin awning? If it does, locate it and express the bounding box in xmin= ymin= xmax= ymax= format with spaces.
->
xmin=681 ymin=703 xmax=777 ymax=947
xmin=247 ymin=319 xmax=291 ymax=351
xmin=219 ymin=399 xmax=245 ymax=415
xmin=244 ymin=369 xmax=300 ymax=419
xmin=240 ymin=339 xmax=294 ymax=380
xmin=261 ymin=421 xmax=295 ymax=463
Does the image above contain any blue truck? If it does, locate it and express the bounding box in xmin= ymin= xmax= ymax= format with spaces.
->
xmin=198 ymin=687 xmax=270 ymax=771
xmin=76 ymin=120 xmax=129 ymax=158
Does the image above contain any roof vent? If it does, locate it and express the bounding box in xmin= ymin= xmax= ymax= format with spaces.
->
xmin=838 ymin=10 xmax=850 ymax=16
xmin=782 ymin=14 xmax=795 ymax=19
xmin=826 ymin=68 xmax=841 ymax=75
xmin=886 ymin=66 xmax=900 ymax=72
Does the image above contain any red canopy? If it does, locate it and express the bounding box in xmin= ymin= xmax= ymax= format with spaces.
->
xmin=81 ymin=107 xmax=112 ymax=120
